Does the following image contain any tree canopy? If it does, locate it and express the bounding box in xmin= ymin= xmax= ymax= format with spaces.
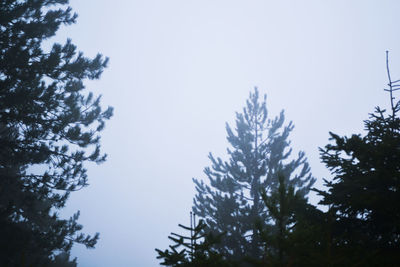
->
xmin=192 ymin=88 xmax=315 ymax=262
xmin=159 ymin=57 xmax=400 ymax=265
xmin=316 ymin=52 xmax=400 ymax=266
xmin=156 ymin=213 xmax=235 ymax=267
xmin=0 ymin=0 xmax=112 ymax=265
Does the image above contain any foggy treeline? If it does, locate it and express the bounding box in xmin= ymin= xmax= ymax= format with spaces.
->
xmin=156 ymin=74 xmax=400 ymax=266
xmin=1 ymin=1 xmax=400 ymax=267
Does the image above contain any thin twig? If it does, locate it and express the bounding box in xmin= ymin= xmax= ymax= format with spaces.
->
xmin=386 ymin=51 xmax=395 ymax=118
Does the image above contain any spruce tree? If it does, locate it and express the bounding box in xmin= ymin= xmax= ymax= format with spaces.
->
xmin=0 ymin=0 xmax=112 ymax=265
xmin=192 ymin=88 xmax=315 ymax=262
xmin=317 ymin=52 xmax=400 ymax=266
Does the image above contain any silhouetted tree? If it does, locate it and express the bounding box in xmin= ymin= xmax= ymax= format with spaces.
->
xmin=0 ymin=0 xmax=112 ymax=265
xmin=254 ymin=173 xmax=326 ymax=267
xmin=316 ymin=51 xmax=400 ymax=266
xmin=257 ymin=173 xmax=302 ymax=266
xmin=193 ymin=88 xmax=315 ymax=262
xmin=156 ymin=213 xmax=235 ymax=267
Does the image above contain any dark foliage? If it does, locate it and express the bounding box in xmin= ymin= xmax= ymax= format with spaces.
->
xmin=253 ymin=173 xmax=327 ymax=267
xmin=158 ymin=55 xmax=400 ymax=267
xmin=156 ymin=214 xmax=236 ymax=267
xmin=316 ymin=52 xmax=400 ymax=266
xmin=0 ymin=0 xmax=112 ymax=265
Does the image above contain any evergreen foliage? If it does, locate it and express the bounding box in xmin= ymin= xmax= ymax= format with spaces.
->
xmin=156 ymin=213 xmax=234 ymax=267
xmin=0 ymin=0 xmax=112 ymax=265
xmin=192 ymin=88 xmax=315 ymax=261
xmin=316 ymin=52 xmax=400 ymax=266
xmin=255 ymin=173 xmax=326 ymax=266
xmin=159 ymin=56 xmax=400 ymax=267
xmin=257 ymin=173 xmax=303 ymax=266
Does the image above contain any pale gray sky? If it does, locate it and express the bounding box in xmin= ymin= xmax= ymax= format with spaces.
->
xmin=52 ymin=1 xmax=400 ymax=266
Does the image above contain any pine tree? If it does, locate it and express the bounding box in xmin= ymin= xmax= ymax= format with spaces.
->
xmin=0 ymin=0 xmax=112 ymax=265
xmin=192 ymin=88 xmax=315 ymax=262
xmin=317 ymin=52 xmax=400 ymax=266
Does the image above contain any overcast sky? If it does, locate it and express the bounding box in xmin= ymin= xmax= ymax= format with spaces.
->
xmin=51 ymin=1 xmax=400 ymax=266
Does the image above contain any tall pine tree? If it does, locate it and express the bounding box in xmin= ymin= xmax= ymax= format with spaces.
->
xmin=0 ymin=0 xmax=112 ymax=265
xmin=192 ymin=88 xmax=315 ymax=262
xmin=317 ymin=52 xmax=400 ymax=266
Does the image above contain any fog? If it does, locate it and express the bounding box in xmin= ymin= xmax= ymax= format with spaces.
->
xmin=50 ymin=1 xmax=400 ymax=266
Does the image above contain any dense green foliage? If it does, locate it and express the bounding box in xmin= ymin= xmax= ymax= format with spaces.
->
xmin=0 ymin=0 xmax=112 ymax=265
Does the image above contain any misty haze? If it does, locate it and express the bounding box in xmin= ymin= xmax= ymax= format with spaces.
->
xmin=1 ymin=0 xmax=400 ymax=266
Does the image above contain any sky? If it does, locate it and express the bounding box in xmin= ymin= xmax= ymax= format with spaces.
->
xmin=49 ymin=1 xmax=400 ymax=266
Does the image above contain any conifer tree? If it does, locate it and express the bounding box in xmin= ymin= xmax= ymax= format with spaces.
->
xmin=156 ymin=213 xmax=234 ymax=267
xmin=317 ymin=52 xmax=400 ymax=266
xmin=255 ymin=173 xmax=326 ymax=267
xmin=192 ymin=88 xmax=315 ymax=261
xmin=258 ymin=174 xmax=301 ymax=266
xmin=0 ymin=0 xmax=112 ymax=265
